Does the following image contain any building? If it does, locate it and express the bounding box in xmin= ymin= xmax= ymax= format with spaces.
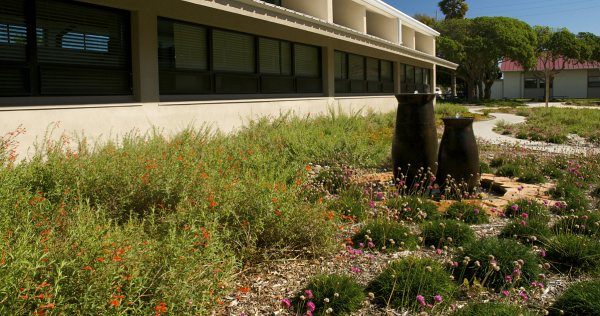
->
xmin=500 ymin=59 xmax=600 ymax=99
xmin=0 ymin=0 xmax=456 ymax=158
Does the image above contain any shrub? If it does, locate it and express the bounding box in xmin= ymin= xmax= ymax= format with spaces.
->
xmin=499 ymin=218 xmax=552 ymax=245
xmin=328 ymin=196 xmax=367 ymax=221
xmin=502 ymin=199 xmax=549 ymax=220
xmin=548 ymin=181 xmax=590 ymax=213
xmin=518 ymin=170 xmax=546 ymax=184
xmin=454 ymin=238 xmax=541 ymax=290
xmin=497 ymin=164 xmax=520 ymax=178
xmin=385 ymin=196 xmax=440 ymax=223
xmin=549 ymin=281 xmax=600 ymax=316
xmin=449 ymin=302 xmax=539 ymax=316
xmin=420 ymin=219 xmax=476 ymax=248
xmin=315 ymin=169 xmax=350 ymax=194
xmin=434 ymin=103 xmax=469 ymax=116
xmin=552 ymin=211 xmax=600 ymax=237
xmin=443 ymin=202 xmax=489 ymax=224
xmin=366 ymin=256 xmax=457 ymax=312
xmin=490 ymin=157 xmax=505 ymax=168
xmin=516 ymin=131 xmax=528 ymax=139
xmin=294 ymin=274 xmax=364 ymax=316
xmin=544 ymin=234 xmax=600 ymax=274
xmin=479 ymin=162 xmax=492 ymax=174
xmin=351 ymin=219 xmax=417 ymax=251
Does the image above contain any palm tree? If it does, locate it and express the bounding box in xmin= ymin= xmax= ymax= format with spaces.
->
xmin=438 ymin=0 xmax=469 ymax=19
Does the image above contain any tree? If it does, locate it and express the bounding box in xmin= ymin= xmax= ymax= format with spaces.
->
xmin=530 ymin=26 xmax=588 ymax=107
xmin=438 ymin=0 xmax=469 ymax=20
xmin=414 ymin=13 xmax=437 ymax=28
xmin=436 ymin=17 xmax=537 ymax=102
xmin=577 ymin=32 xmax=600 ymax=65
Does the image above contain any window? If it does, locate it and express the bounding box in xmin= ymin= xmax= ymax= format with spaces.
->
xmin=405 ymin=65 xmax=415 ymax=84
xmin=589 ymin=76 xmax=600 ymax=88
xmin=264 ymin=0 xmax=281 ymax=5
xmin=333 ymin=50 xmax=393 ymax=94
xmin=423 ymin=68 xmax=430 ymax=85
xmin=540 ymin=79 xmax=553 ymax=89
xmin=157 ymin=17 xmax=322 ymax=95
xmin=399 ymin=64 xmax=431 ymax=93
xmin=415 ymin=67 xmax=423 ymax=85
xmin=524 ymin=78 xmax=537 ymax=89
xmin=0 ymin=0 xmax=132 ymax=97
xmin=400 ymin=64 xmax=406 ymax=84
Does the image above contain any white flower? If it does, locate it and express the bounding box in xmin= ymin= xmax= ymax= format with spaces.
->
xmin=324 ymin=298 xmax=329 ymax=303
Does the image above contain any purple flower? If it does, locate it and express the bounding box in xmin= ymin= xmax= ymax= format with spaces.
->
xmin=501 ymin=290 xmax=509 ymax=296
xmin=458 ymin=213 xmax=463 ymax=216
xmin=521 ymin=213 xmax=529 ymax=219
xmin=499 ymin=212 xmax=506 ymax=217
xmin=433 ymin=295 xmax=443 ymax=303
xmin=187 ymin=300 xmax=193 ymax=304
xmin=538 ymin=249 xmax=546 ymax=257
xmin=359 ymin=243 xmax=364 ymax=247
xmin=281 ymin=299 xmax=291 ymax=309
xmin=521 ymin=220 xmax=526 ymax=226
xmin=415 ymin=183 xmax=419 ymax=187
xmin=368 ymin=242 xmax=374 ymax=248
xmin=491 ymin=208 xmax=497 ymax=213
xmin=519 ymin=293 xmax=528 ymax=301
xmin=511 ymin=204 xmax=518 ymax=212
xmin=306 ymin=311 xmax=313 ymax=316
xmin=505 ymin=275 xmax=513 ymax=283
xmin=416 ymin=295 xmax=426 ymax=306
xmin=518 ymin=186 xmax=523 ymax=191
xmin=306 ymin=301 xmax=316 ymax=312
xmin=475 ymin=209 xmax=480 ymax=214
xmin=305 ymin=290 xmax=313 ymax=299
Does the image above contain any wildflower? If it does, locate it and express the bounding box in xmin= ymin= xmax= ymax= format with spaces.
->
xmin=538 ymin=249 xmax=546 ymax=257
xmin=475 ymin=209 xmax=480 ymax=214
xmin=359 ymin=243 xmax=364 ymax=247
xmin=108 ymin=300 xmax=119 ymax=306
xmin=511 ymin=204 xmax=518 ymax=212
xmin=425 ymin=266 xmax=432 ymax=272
xmin=367 ymin=242 xmax=374 ymax=248
xmin=187 ymin=300 xmax=193 ymax=304
xmin=436 ymin=249 xmax=442 ymax=255
xmin=281 ymin=299 xmax=291 ymax=309
xmin=521 ymin=220 xmax=526 ymax=226
xmin=513 ymin=269 xmax=522 ymax=278
xmin=368 ymin=292 xmax=375 ymax=299
xmin=334 ymin=293 xmax=340 ymax=297
xmin=326 ymin=308 xmax=333 ymax=314
xmin=519 ymin=293 xmax=528 ymax=301
xmin=306 ymin=301 xmax=316 ymax=312
xmin=305 ymin=290 xmax=313 ymax=299
xmin=501 ymin=290 xmax=509 ymax=297
xmin=416 ymin=295 xmax=426 ymax=306
xmin=491 ymin=208 xmax=497 ymax=213
xmin=433 ymin=295 xmax=443 ymax=303
xmin=521 ymin=213 xmax=529 ymax=219
xmin=505 ymin=275 xmax=513 ymax=283
xmin=324 ymin=298 xmax=329 ymax=303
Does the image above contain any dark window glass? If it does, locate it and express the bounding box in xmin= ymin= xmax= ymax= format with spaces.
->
xmin=400 ymin=64 xmax=406 ymax=84
xmin=259 ymin=37 xmax=280 ymax=74
xmin=539 ymin=79 xmax=553 ymax=89
xmin=294 ymin=44 xmax=319 ymax=77
xmin=588 ymin=76 xmax=600 ymax=88
xmin=423 ymin=68 xmax=430 ymax=85
xmin=334 ymin=51 xmax=347 ymax=79
xmin=406 ymin=65 xmax=415 ymax=84
xmin=213 ymin=29 xmax=255 ymax=73
xmin=381 ymin=60 xmax=392 ymax=82
xmin=366 ymin=57 xmax=379 ymax=81
xmin=280 ymin=41 xmax=292 ymax=75
xmin=0 ymin=0 xmax=28 ymax=96
xmin=348 ymin=54 xmax=364 ymax=80
xmin=415 ymin=67 xmax=423 ymax=85
xmin=264 ymin=0 xmax=281 ymax=5
xmin=524 ymin=78 xmax=537 ymax=89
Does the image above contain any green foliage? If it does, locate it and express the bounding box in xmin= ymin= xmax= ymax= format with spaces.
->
xmin=544 ymin=234 xmax=600 ymax=274
xmin=502 ymin=199 xmax=549 ymax=220
xmin=328 ymin=196 xmax=367 ymax=221
xmin=548 ymin=180 xmax=590 ymax=212
xmin=514 ymin=107 xmax=600 ymax=142
xmin=449 ymin=302 xmax=539 ymax=316
xmin=367 ymin=257 xmax=457 ymax=312
xmin=296 ymin=274 xmax=364 ymax=316
xmin=434 ymin=103 xmax=469 ymax=116
xmin=489 ymin=157 xmax=505 ymax=168
xmin=385 ymin=196 xmax=441 ymax=223
xmin=552 ymin=211 xmax=600 ymax=237
xmin=518 ymin=170 xmax=546 ymax=184
xmin=549 ymin=281 xmax=600 ymax=316
xmin=454 ymin=238 xmax=542 ymax=290
xmin=479 ymin=161 xmax=492 ymax=174
xmin=443 ymin=202 xmax=489 ymax=224
xmin=499 ymin=218 xmax=552 ymax=245
xmin=438 ymin=0 xmax=469 ymax=19
xmin=352 ymin=219 xmax=417 ymax=251
xmin=420 ymin=219 xmax=476 ymax=248
xmin=497 ymin=163 xmax=520 ymax=178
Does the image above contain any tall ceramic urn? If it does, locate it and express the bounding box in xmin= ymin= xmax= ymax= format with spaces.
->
xmin=391 ymin=94 xmax=438 ymax=187
xmin=436 ymin=116 xmax=480 ymax=193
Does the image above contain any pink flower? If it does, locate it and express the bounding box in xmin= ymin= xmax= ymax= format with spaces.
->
xmin=306 ymin=301 xmax=316 ymax=312
xmin=475 ymin=209 xmax=480 ymax=214
xmin=305 ymin=290 xmax=313 ymax=299
xmin=491 ymin=208 xmax=497 ymax=213
xmin=368 ymin=242 xmax=374 ymax=248
xmin=505 ymin=275 xmax=513 ymax=283
xmin=521 ymin=220 xmax=526 ymax=226
xmin=501 ymin=290 xmax=509 ymax=296
xmin=416 ymin=295 xmax=426 ymax=306
xmin=511 ymin=204 xmax=518 ymax=212
xmin=436 ymin=249 xmax=442 ymax=255
xmin=521 ymin=213 xmax=529 ymax=219
xmin=281 ymin=299 xmax=291 ymax=309
xmin=519 ymin=293 xmax=528 ymax=301
xmin=434 ymin=295 xmax=443 ymax=303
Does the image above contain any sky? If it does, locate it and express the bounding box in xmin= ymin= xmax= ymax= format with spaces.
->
xmin=385 ymin=0 xmax=600 ymax=36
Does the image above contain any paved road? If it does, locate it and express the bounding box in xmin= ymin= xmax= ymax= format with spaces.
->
xmin=467 ymin=102 xmax=600 ymax=155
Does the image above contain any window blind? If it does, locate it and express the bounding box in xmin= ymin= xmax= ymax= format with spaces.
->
xmin=400 ymin=64 xmax=406 ymax=84
xmin=366 ymin=57 xmax=379 ymax=81
xmin=348 ymin=54 xmax=363 ymax=80
xmin=334 ymin=51 xmax=347 ymax=79
xmin=173 ymin=23 xmax=207 ymax=70
xmin=0 ymin=0 xmax=27 ymax=62
xmin=415 ymin=67 xmax=423 ymax=85
xmin=381 ymin=60 xmax=392 ymax=82
xmin=405 ymin=65 xmax=414 ymax=84
xmin=294 ymin=44 xmax=319 ymax=77
xmin=423 ymin=68 xmax=430 ymax=85
xmin=259 ymin=37 xmax=280 ymax=74
xmin=280 ymin=41 xmax=291 ymax=76
xmin=213 ymin=29 xmax=255 ymax=73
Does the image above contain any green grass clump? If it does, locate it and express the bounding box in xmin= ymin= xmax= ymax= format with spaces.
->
xmin=434 ymin=103 xmax=469 ymax=116
xmin=518 ymin=170 xmax=547 ymax=184
xmin=385 ymin=196 xmax=440 ymax=223
xmin=502 ymin=199 xmax=549 ymax=220
xmin=548 ymin=180 xmax=590 ymax=213
xmin=544 ymin=234 xmax=600 ymax=274
xmin=454 ymin=238 xmax=541 ymax=290
xmin=443 ymin=202 xmax=489 ymax=224
xmin=549 ymin=281 xmax=600 ymax=316
xmin=489 ymin=157 xmax=505 ymax=168
xmin=552 ymin=211 xmax=600 ymax=237
xmin=295 ymin=274 xmax=364 ymax=316
xmin=367 ymin=257 xmax=457 ymax=312
xmin=449 ymin=302 xmax=539 ymax=316
xmin=497 ymin=163 xmax=521 ymax=178
xmin=499 ymin=218 xmax=552 ymax=245
xmin=479 ymin=161 xmax=492 ymax=174
xmin=352 ymin=219 xmax=417 ymax=251
xmin=420 ymin=219 xmax=476 ymax=248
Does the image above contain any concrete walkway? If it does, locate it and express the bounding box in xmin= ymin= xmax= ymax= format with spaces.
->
xmin=468 ymin=102 xmax=600 ymax=155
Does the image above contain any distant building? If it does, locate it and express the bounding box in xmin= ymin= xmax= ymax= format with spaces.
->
xmin=0 ymin=0 xmax=456 ymax=153
xmin=500 ymin=59 xmax=600 ymax=99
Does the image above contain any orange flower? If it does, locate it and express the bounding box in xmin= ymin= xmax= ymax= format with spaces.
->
xmin=82 ymin=267 xmax=92 ymax=270
xmin=40 ymin=303 xmax=54 ymax=308
xmin=108 ymin=300 xmax=120 ymax=306
xmin=123 ymin=275 xmax=132 ymax=280
xmin=113 ymin=296 xmax=125 ymax=299
xmin=32 ymin=310 xmax=45 ymax=315
xmin=112 ymin=257 xmax=123 ymax=261
xmin=34 ymin=294 xmax=45 ymax=298
xmin=238 ymin=287 xmax=249 ymax=293
xmin=19 ymin=296 xmax=28 ymax=299
xmin=96 ymin=257 xmax=104 ymax=262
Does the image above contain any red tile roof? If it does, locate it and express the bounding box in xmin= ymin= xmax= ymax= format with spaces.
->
xmin=501 ymin=58 xmax=600 ymax=72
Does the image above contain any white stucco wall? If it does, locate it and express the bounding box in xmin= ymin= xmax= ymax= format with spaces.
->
xmin=502 ymin=72 xmax=521 ymax=99
xmin=401 ymin=25 xmax=415 ymax=49
xmin=414 ymin=31 xmax=434 ymax=56
xmin=490 ymin=79 xmax=503 ymax=99
xmin=553 ymin=69 xmax=588 ymax=98
xmin=366 ymin=11 xmax=399 ymax=43
xmin=332 ymin=0 xmax=366 ymax=33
